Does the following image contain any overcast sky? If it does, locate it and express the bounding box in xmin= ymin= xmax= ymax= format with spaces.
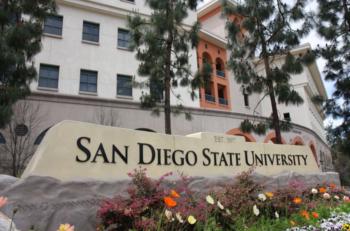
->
xmin=199 ymin=0 xmax=339 ymax=127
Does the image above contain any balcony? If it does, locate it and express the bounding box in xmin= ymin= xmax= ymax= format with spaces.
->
xmin=216 ymin=70 xmax=225 ymax=78
xmin=219 ymin=98 xmax=228 ymax=105
xmin=205 ymin=94 xmax=215 ymax=103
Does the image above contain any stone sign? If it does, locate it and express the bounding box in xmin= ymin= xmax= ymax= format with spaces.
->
xmin=22 ymin=121 xmax=320 ymax=181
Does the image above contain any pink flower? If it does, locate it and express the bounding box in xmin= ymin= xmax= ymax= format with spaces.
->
xmin=0 ymin=197 xmax=8 ymax=208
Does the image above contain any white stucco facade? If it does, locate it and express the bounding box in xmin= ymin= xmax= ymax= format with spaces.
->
xmin=0 ymin=0 xmax=334 ymax=174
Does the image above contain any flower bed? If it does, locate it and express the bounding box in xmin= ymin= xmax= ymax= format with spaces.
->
xmin=96 ymin=168 xmax=350 ymax=231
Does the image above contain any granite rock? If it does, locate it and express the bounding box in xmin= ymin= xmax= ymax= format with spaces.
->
xmin=0 ymin=171 xmax=341 ymax=231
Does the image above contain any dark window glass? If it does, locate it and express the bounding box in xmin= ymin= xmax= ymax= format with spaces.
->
xmin=38 ymin=64 xmax=59 ymax=89
xmin=0 ymin=132 xmax=6 ymax=144
xmin=80 ymin=70 xmax=97 ymax=93
xmin=83 ymin=21 xmax=99 ymax=42
xmin=118 ymin=29 xmax=131 ymax=48
xmin=244 ymin=93 xmax=249 ymax=107
xmin=284 ymin=112 xmax=291 ymax=121
xmin=44 ymin=15 xmax=63 ymax=36
xmin=117 ymin=75 xmax=132 ymax=96
xmin=150 ymin=79 xmax=163 ymax=102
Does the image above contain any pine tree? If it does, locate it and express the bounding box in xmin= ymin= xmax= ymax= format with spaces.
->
xmin=0 ymin=0 xmax=56 ymax=128
xmin=128 ymin=0 xmax=207 ymax=134
xmin=316 ymin=0 xmax=350 ymax=153
xmin=223 ymin=0 xmax=315 ymax=144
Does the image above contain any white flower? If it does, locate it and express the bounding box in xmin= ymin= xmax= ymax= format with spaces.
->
xmin=206 ymin=195 xmax=215 ymax=205
xmin=311 ymin=188 xmax=318 ymax=194
xmin=253 ymin=205 xmax=260 ymax=216
xmin=217 ymin=201 xmax=224 ymax=210
xmin=275 ymin=211 xmax=279 ymax=219
xmin=165 ymin=210 xmax=172 ymax=220
xmin=258 ymin=193 xmax=267 ymax=201
xmin=226 ymin=209 xmax=231 ymax=215
xmin=323 ymin=193 xmax=331 ymax=199
xmin=334 ymin=195 xmax=340 ymax=200
xmin=176 ymin=212 xmax=184 ymax=223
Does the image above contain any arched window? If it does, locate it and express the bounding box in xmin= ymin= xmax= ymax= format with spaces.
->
xmin=264 ymin=131 xmax=287 ymax=144
xmin=135 ymin=128 xmax=156 ymax=133
xmin=0 ymin=132 xmax=6 ymax=144
xmin=292 ymin=136 xmax=304 ymax=145
xmin=215 ymin=58 xmax=225 ymax=77
xmin=202 ymin=52 xmax=212 ymax=69
xmin=34 ymin=128 xmax=50 ymax=145
xmin=226 ymin=128 xmax=256 ymax=142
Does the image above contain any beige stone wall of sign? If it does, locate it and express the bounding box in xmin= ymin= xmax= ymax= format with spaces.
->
xmin=22 ymin=121 xmax=320 ymax=181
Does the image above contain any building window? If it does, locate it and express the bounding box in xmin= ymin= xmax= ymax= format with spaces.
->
xmin=218 ymin=84 xmax=228 ymax=105
xmin=0 ymin=132 xmax=6 ymax=144
xmin=284 ymin=112 xmax=291 ymax=121
xmin=118 ymin=29 xmax=131 ymax=49
xmin=38 ymin=64 xmax=59 ymax=89
xmin=150 ymin=79 xmax=163 ymax=102
xmin=82 ymin=21 xmax=99 ymax=43
xmin=44 ymin=15 xmax=63 ymax=36
xmin=243 ymin=88 xmax=249 ymax=107
xmin=205 ymin=82 xmax=215 ymax=102
xmin=117 ymin=74 xmax=132 ymax=97
xmin=80 ymin=70 xmax=97 ymax=93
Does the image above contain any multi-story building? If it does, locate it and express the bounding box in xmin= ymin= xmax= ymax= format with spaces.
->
xmin=0 ymin=0 xmax=334 ymax=173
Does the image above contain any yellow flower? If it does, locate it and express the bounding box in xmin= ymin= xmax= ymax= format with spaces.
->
xmin=342 ymin=223 xmax=350 ymax=231
xmin=187 ymin=215 xmax=197 ymax=225
xmin=290 ymin=220 xmax=296 ymax=226
xmin=265 ymin=192 xmax=274 ymax=198
xmin=206 ymin=195 xmax=215 ymax=205
xmin=57 ymin=224 xmax=74 ymax=231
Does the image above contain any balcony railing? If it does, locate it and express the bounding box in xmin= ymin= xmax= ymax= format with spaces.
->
xmin=205 ymin=94 xmax=215 ymax=102
xmin=219 ymin=98 xmax=228 ymax=105
xmin=216 ymin=70 xmax=225 ymax=78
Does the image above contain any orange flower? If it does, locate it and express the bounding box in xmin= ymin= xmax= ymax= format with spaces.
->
xmin=300 ymin=210 xmax=310 ymax=220
xmin=329 ymin=183 xmax=336 ymax=190
xmin=265 ymin=192 xmax=274 ymax=198
xmin=312 ymin=212 xmax=319 ymax=219
xmin=164 ymin=197 xmax=177 ymax=208
xmin=319 ymin=187 xmax=327 ymax=193
xmin=293 ymin=197 xmax=302 ymax=204
xmin=170 ymin=190 xmax=180 ymax=198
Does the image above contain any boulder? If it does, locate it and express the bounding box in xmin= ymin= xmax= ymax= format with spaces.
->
xmin=0 ymin=175 xmax=18 ymax=192
xmin=0 ymin=171 xmax=341 ymax=231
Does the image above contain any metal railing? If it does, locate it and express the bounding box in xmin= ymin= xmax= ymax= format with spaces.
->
xmin=205 ymin=94 xmax=215 ymax=102
xmin=219 ymin=98 xmax=228 ymax=105
xmin=216 ymin=70 xmax=225 ymax=78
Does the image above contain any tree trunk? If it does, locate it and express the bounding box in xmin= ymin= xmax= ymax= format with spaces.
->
xmin=342 ymin=0 xmax=350 ymax=31
xmin=164 ymin=2 xmax=173 ymax=135
xmin=263 ymin=56 xmax=283 ymax=144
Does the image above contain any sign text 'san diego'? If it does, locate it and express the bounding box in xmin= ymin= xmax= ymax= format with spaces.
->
xmin=22 ymin=121 xmax=320 ymax=181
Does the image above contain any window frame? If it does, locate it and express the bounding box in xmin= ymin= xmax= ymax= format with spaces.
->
xmin=82 ymin=21 xmax=100 ymax=43
xmin=117 ymin=74 xmax=133 ymax=98
xmin=80 ymin=69 xmax=98 ymax=94
xmin=43 ymin=15 xmax=63 ymax=36
xmin=38 ymin=64 xmax=60 ymax=90
xmin=117 ymin=28 xmax=131 ymax=49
